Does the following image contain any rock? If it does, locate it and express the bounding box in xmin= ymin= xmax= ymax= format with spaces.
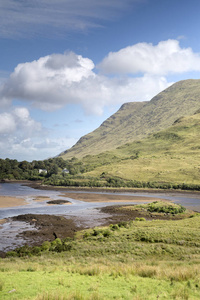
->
xmin=8 ymin=289 xmax=16 ymax=293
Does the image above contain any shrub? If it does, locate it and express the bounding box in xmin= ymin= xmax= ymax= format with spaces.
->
xmin=118 ymin=221 xmax=129 ymax=228
xmin=6 ymin=251 xmax=18 ymax=257
xmin=135 ymin=217 xmax=146 ymax=221
xmin=146 ymin=201 xmax=186 ymax=214
xmin=109 ymin=224 xmax=119 ymax=231
xmin=31 ymin=246 xmax=41 ymax=256
xmin=102 ymin=229 xmax=112 ymax=237
xmin=92 ymin=229 xmax=101 ymax=236
xmin=41 ymin=241 xmax=51 ymax=251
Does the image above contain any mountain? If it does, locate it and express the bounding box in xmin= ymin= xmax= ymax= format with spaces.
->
xmin=73 ymin=111 xmax=200 ymax=185
xmin=60 ymin=79 xmax=200 ymax=159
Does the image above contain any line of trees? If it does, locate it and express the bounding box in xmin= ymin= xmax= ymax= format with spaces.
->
xmin=1 ymin=157 xmax=200 ymax=191
xmin=43 ymin=173 xmax=200 ymax=191
xmin=0 ymin=157 xmax=68 ymax=181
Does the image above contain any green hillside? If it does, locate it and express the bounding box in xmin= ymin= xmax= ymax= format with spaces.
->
xmin=61 ymin=79 xmax=200 ymax=159
xmin=71 ymin=111 xmax=200 ymax=185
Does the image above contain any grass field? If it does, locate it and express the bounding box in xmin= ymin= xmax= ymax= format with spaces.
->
xmin=1 ymin=205 xmax=200 ymax=299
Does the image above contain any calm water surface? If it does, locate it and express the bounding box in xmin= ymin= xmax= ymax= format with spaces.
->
xmin=0 ymin=183 xmax=200 ymax=252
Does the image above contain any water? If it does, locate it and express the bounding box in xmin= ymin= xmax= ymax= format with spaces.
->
xmin=1 ymin=183 xmax=200 ymax=252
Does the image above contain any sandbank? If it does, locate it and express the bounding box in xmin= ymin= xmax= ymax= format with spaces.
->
xmin=0 ymin=218 xmax=7 ymax=225
xmin=0 ymin=196 xmax=27 ymax=208
xmin=61 ymin=192 xmax=166 ymax=203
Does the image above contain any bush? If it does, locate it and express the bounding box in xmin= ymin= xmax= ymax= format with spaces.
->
xmin=31 ymin=246 xmax=41 ymax=256
xmin=6 ymin=251 xmax=18 ymax=257
xmin=146 ymin=201 xmax=186 ymax=214
xmin=109 ymin=224 xmax=119 ymax=231
xmin=135 ymin=217 xmax=146 ymax=221
xmin=41 ymin=241 xmax=51 ymax=251
xmin=102 ymin=229 xmax=112 ymax=237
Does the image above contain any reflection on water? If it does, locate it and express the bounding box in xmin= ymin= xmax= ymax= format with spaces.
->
xmin=0 ymin=183 xmax=200 ymax=252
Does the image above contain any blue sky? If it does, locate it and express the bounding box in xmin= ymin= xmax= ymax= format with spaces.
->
xmin=1 ymin=0 xmax=200 ymax=161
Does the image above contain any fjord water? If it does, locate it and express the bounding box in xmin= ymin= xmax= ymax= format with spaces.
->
xmin=0 ymin=183 xmax=200 ymax=252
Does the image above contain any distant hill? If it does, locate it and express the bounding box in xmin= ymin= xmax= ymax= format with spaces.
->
xmin=60 ymin=79 xmax=200 ymax=159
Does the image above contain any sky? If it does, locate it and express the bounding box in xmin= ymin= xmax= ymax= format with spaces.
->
xmin=1 ymin=0 xmax=200 ymax=161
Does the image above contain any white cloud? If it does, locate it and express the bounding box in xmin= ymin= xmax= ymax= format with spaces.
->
xmin=0 ymin=107 xmax=42 ymax=137
xmin=98 ymin=40 xmax=200 ymax=75
xmin=0 ymin=0 xmax=136 ymax=38
xmin=66 ymin=74 xmax=171 ymax=115
xmin=0 ymin=112 xmax=15 ymax=134
xmin=1 ymin=40 xmax=200 ymax=118
xmin=0 ymin=51 xmax=172 ymax=115
xmin=0 ymin=107 xmax=42 ymax=159
xmin=0 ymin=52 xmax=95 ymax=111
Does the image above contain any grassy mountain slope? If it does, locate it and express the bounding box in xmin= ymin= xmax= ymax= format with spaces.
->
xmin=79 ymin=111 xmax=200 ymax=184
xmin=61 ymin=79 xmax=200 ymax=159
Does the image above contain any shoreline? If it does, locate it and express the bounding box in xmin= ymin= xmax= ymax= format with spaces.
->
xmin=24 ymin=181 xmax=200 ymax=196
xmin=2 ymin=179 xmax=200 ymax=196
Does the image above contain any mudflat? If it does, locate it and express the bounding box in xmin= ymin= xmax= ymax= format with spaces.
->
xmin=12 ymin=214 xmax=84 ymax=246
xmin=61 ymin=192 xmax=165 ymax=203
xmin=0 ymin=196 xmax=27 ymax=208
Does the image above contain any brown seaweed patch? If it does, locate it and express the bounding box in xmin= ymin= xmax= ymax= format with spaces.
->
xmin=47 ymin=200 xmax=71 ymax=205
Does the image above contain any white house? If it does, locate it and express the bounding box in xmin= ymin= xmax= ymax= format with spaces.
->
xmin=38 ymin=169 xmax=47 ymax=174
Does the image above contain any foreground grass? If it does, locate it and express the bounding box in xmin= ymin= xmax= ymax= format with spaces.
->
xmin=1 ymin=211 xmax=200 ymax=299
